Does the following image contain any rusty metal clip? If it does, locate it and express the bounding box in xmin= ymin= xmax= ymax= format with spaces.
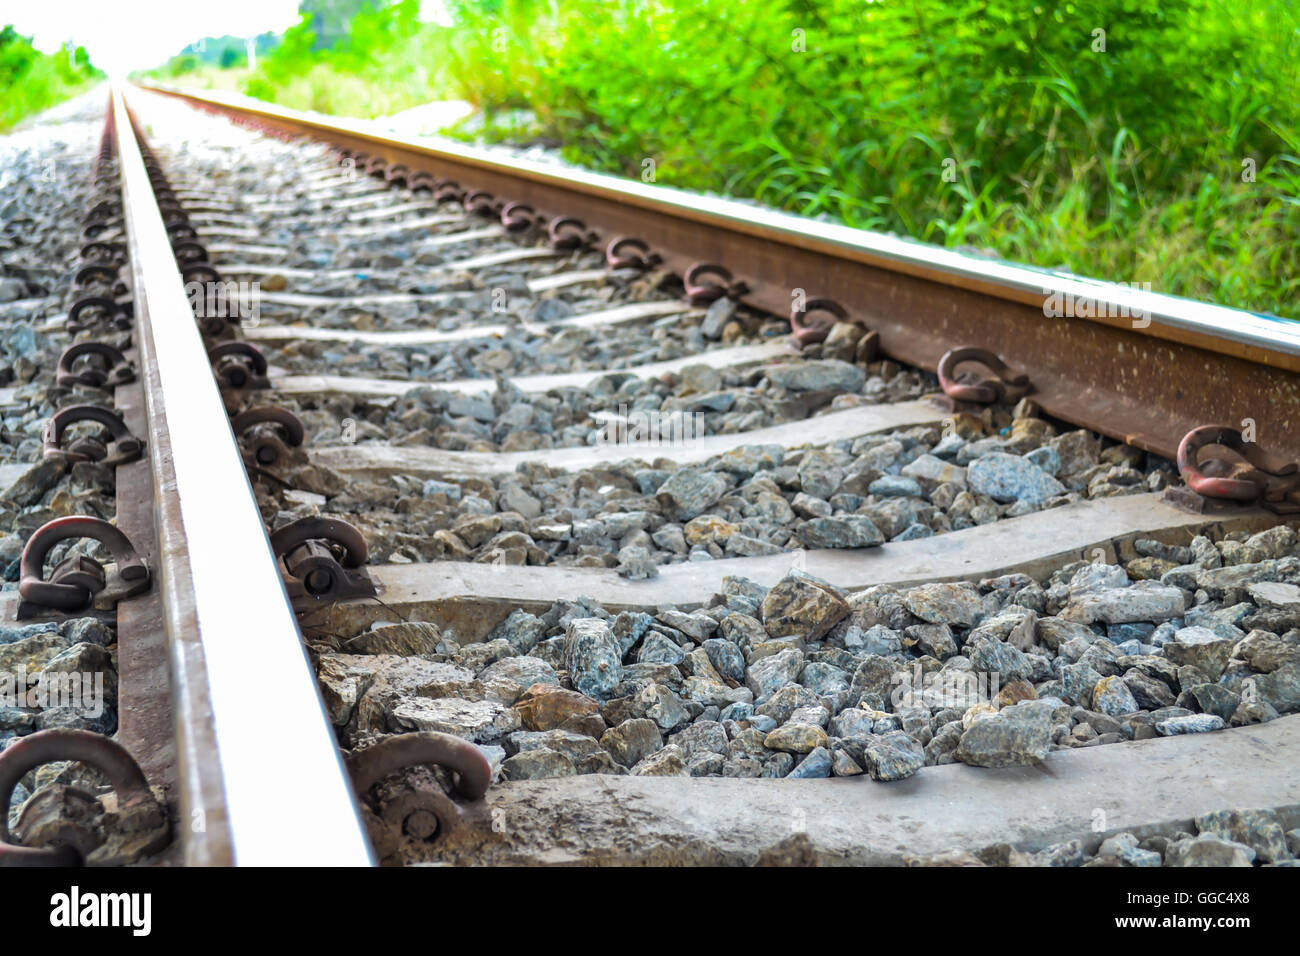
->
xmin=85 ymin=200 xmax=120 ymax=222
xmin=166 ymin=221 xmax=199 ymax=242
xmin=80 ymin=220 xmax=118 ymax=242
xmin=18 ymin=515 xmax=150 ymax=616
xmin=790 ymin=297 xmax=850 ymax=346
xmin=230 ymin=405 xmax=305 ymax=468
xmin=434 ymin=181 xmax=465 ymax=204
xmin=937 ymin=347 xmax=1032 ymax=404
xmin=547 ymin=216 xmax=598 ymax=250
xmin=385 ymin=163 xmax=411 ymax=188
xmin=80 ymin=221 xmax=120 ymax=243
xmin=270 ymin=516 xmax=375 ymax=607
xmin=73 ymin=263 xmax=124 ymax=292
xmin=56 ymin=342 xmax=136 ymax=389
xmin=683 ymin=262 xmax=749 ymax=306
xmin=0 ymin=729 xmax=167 ymax=867
xmin=1176 ymin=425 xmax=1300 ymax=513
xmin=409 ymin=171 xmax=436 ymax=193
xmin=42 ymin=404 xmax=144 ymax=465
xmin=500 ymin=202 xmax=535 ymax=232
xmin=346 ymin=731 xmax=491 ymax=854
xmin=208 ymin=341 xmax=270 ymax=391
xmin=464 ymin=190 xmax=499 ymax=217
xmin=605 ymin=236 xmax=661 ymax=271
xmin=80 ymin=240 xmax=125 ymax=264
xmin=172 ymin=240 xmax=209 ymax=265
xmin=182 ymin=263 xmax=221 ymax=286
xmin=66 ymin=295 xmax=128 ymax=333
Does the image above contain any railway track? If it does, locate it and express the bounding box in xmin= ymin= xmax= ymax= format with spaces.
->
xmin=1 ymin=83 xmax=1298 ymax=867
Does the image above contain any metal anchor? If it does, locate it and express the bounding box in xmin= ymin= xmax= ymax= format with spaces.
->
xmin=56 ymin=342 xmax=136 ymax=389
xmin=937 ymin=346 xmax=1032 ymax=404
xmin=66 ymin=294 xmax=131 ymax=333
xmin=230 ymin=405 xmax=305 ymax=469
xmin=73 ymin=263 xmax=127 ymax=296
xmin=683 ymin=262 xmax=750 ymax=306
xmin=500 ymin=202 xmax=535 ymax=232
xmin=790 ymin=297 xmax=850 ymax=346
xmin=464 ymin=190 xmax=500 ymax=218
xmin=80 ymin=240 xmax=125 ymax=265
xmin=605 ymin=236 xmax=661 ymax=271
xmin=171 ymin=239 xmax=209 ymax=265
xmin=42 ymin=404 xmax=144 ymax=466
xmin=208 ymin=341 xmax=270 ymax=391
xmin=0 ymin=729 xmax=168 ymax=867
xmin=346 ymin=731 xmax=492 ymax=858
xmin=434 ymin=181 xmax=465 ymax=205
xmin=547 ymin=216 xmax=598 ymax=250
xmin=18 ymin=515 xmax=150 ymax=617
xmin=166 ymin=220 xmax=199 ymax=242
xmin=1176 ymin=425 xmax=1300 ymax=513
xmin=270 ymin=516 xmax=376 ymax=608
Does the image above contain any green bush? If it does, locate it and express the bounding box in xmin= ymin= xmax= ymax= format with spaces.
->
xmin=190 ymin=0 xmax=1300 ymax=316
xmin=0 ymin=25 xmax=102 ymax=130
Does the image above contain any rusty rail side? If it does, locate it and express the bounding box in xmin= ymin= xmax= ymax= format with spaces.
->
xmin=136 ymin=82 xmax=1300 ymax=462
xmin=112 ymin=85 xmax=374 ymax=866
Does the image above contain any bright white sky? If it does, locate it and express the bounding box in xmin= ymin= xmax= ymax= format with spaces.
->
xmin=0 ymin=0 xmax=452 ymax=76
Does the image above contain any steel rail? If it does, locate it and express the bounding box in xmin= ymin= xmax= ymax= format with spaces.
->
xmin=137 ymin=82 xmax=1300 ymax=463
xmin=111 ymin=85 xmax=374 ymax=866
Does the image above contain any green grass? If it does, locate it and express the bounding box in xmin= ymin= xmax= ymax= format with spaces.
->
xmin=0 ymin=26 xmax=102 ymax=131
xmin=152 ymin=0 xmax=1300 ymax=318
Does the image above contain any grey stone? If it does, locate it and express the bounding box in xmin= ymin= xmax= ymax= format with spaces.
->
xmin=388 ymin=696 xmax=520 ymax=743
xmin=1195 ymin=808 xmax=1293 ymax=863
xmin=1 ymin=458 xmax=67 ymax=508
xmin=668 ymin=720 xmax=730 ymax=758
xmin=1092 ymin=675 xmax=1141 ymax=716
xmin=487 ymin=609 xmax=547 ymax=655
xmin=702 ymin=638 xmax=745 ymax=683
xmin=799 ymin=661 xmax=851 ymax=698
xmin=564 ymin=618 xmax=623 ymax=700
xmin=903 ymin=582 xmax=984 ymax=627
xmin=789 ymin=746 xmax=834 ymax=778
xmin=830 ymin=708 xmax=875 ymax=738
xmin=1061 ymin=582 xmax=1185 ymax=625
xmin=766 ymin=359 xmax=866 ymax=392
xmin=656 ymin=469 xmax=728 ymax=520
xmin=629 ymin=744 xmax=689 ymax=776
xmin=955 ymin=703 xmax=1052 ymax=767
xmin=478 ymin=655 xmax=558 ymax=691
xmin=637 ymin=632 xmax=686 ymax=666
xmin=794 ymin=515 xmax=884 ymax=549
xmin=1250 ymin=662 xmax=1300 ymax=714
xmin=600 ymin=718 xmax=663 ymax=768
xmin=501 ymin=748 xmax=577 ymax=781
xmin=857 ymin=731 xmax=925 ymax=781
xmin=763 ymin=722 xmax=828 ymax=754
xmin=1156 ymin=714 xmax=1225 ymax=735
xmin=760 ymin=570 xmax=848 ymax=641
xmin=967 ymin=452 xmax=1065 ymax=504
xmin=1165 ymin=834 xmax=1255 ymax=867
xmin=1162 ymin=626 xmax=1236 ymax=680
